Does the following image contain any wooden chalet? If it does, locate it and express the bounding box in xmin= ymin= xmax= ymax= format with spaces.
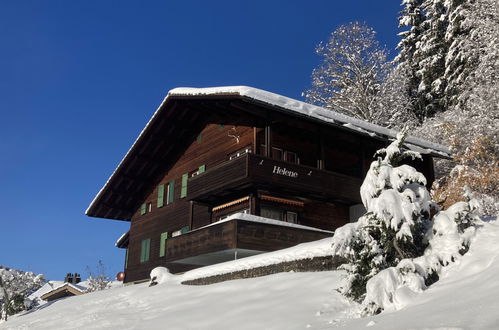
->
xmin=86 ymin=86 xmax=450 ymax=283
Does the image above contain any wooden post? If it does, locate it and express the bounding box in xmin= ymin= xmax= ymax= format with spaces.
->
xmin=318 ymin=128 xmax=325 ymax=170
xmin=264 ymin=125 xmax=272 ymax=158
xmin=253 ymin=127 xmax=258 ymax=154
xmin=250 ymin=193 xmax=260 ymax=216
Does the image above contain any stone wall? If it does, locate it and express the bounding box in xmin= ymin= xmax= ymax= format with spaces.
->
xmin=181 ymin=256 xmax=345 ymax=286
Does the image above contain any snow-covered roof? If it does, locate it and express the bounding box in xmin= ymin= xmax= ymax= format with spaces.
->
xmin=31 ymin=281 xmax=89 ymax=302
xmin=115 ymin=231 xmax=130 ymax=248
xmin=168 ymin=86 xmax=451 ymax=157
xmin=86 ymin=85 xmax=450 ymax=220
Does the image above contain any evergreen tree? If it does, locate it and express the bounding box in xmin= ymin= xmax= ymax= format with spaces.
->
xmin=413 ymin=0 xmax=449 ymax=118
xmin=396 ymin=0 xmax=427 ymax=119
xmin=414 ymin=0 xmax=499 ymax=215
xmin=443 ymin=0 xmax=478 ymax=108
xmin=332 ymin=128 xmax=433 ymax=301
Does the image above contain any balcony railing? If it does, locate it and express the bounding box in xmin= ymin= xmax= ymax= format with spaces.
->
xmin=165 ymin=217 xmax=332 ymax=265
xmin=188 ymin=153 xmax=362 ymax=204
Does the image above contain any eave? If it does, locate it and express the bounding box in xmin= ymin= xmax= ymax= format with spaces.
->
xmin=85 ymin=86 xmax=451 ymax=221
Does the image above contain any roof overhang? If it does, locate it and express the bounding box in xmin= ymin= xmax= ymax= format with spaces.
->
xmin=85 ymin=86 xmax=451 ymax=221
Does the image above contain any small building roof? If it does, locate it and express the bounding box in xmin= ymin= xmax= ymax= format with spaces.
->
xmin=38 ymin=282 xmax=87 ymax=302
xmin=85 ymin=86 xmax=450 ymax=221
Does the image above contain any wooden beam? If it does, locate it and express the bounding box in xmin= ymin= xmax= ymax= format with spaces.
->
xmin=264 ymin=125 xmax=272 ymax=158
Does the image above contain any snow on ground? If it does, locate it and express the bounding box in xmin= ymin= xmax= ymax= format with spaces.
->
xmin=2 ymin=220 xmax=498 ymax=330
xmin=0 ymin=271 xmax=353 ymax=330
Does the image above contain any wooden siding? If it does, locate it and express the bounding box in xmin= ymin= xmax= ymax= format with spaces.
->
xmin=166 ymin=220 xmax=237 ymax=261
xmin=118 ymin=109 xmax=436 ymax=283
xmin=164 ymin=218 xmax=331 ymax=264
xmin=124 ymin=123 xmax=254 ymax=282
xmin=188 ymin=153 xmax=363 ymax=204
xmin=236 ymin=220 xmax=332 ymax=251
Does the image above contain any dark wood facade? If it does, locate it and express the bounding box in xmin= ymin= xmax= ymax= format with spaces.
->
xmin=86 ymin=87 xmax=445 ymax=283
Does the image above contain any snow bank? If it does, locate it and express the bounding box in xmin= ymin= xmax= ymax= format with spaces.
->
xmin=2 ymin=219 xmax=498 ymax=329
xmin=149 ymin=267 xmax=174 ymax=286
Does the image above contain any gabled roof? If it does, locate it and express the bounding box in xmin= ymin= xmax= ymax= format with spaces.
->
xmin=38 ymin=282 xmax=87 ymax=301
xmin=85 ymin=86 xmax=450 ymax=221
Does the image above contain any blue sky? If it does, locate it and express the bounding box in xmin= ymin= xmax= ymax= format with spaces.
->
xmin=0 ymin=1 xmax=402 ymax=281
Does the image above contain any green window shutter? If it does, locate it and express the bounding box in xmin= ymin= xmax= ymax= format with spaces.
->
xmin=140 ymin=203 xmax=146 ymax=215
xmin=140 ymin=240 xmax=145 ymax=262
xmin=157 ymin=184 xmax=165 ymax=208
xmin=145 ymin=239 xmax=150 ymax=261
xmin=168 ymin=180 xmax=175 ymax=204
xmin=181 ymin=226 xmax=190 ymax=234
xmin=159 ymin=232 xmax=168 ymax=257
xmin=180 ymin=173 xmax=188 ymax=198
xmin=140 ymin=238 xmax=151 ymax=262
xmin=198 ymin=164 xmax=206 ymax=174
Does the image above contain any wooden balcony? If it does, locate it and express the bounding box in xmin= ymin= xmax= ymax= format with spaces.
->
xmin=188 ymin=153 xmax=362 ymax=204
xmin=165 ymin=218 xmax=332 ymax=266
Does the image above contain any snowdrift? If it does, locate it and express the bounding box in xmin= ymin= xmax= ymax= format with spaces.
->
xmin=1 ymin=220 xmax=498 ymax=330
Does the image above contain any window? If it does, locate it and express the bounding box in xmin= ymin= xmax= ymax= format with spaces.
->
xmin=180 ymin=173 xmax=188 ymax=198
xmin=167 ymin=180 xmax=175 ymax=205
xmin=140 ymin=238 xmax=151 ymax=263
xmin=159 ymin=232 xmax=168 ymax=257
xmin=284 ymin=151 xmax=299 ymax=164
xmin=272 ymin=147 xmax=283 ymax=160
xmin=140 ymin=202 xmax=152 ymax=215
xmin=229 ymin=146 xmax=252 ymax=160
xmin=261 ymin=145 xmax=299 ymax=164
xmin=261 ymin=207 xmax=283 ymax=221
xmin=190 ymin=165 xmax=206 ymax=178
xmin=157 ymin=184 xmax=165 ymax=208
xmin=286 ymin=211 xmax=298 ymax=224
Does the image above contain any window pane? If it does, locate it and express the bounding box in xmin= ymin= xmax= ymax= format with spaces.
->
xmin=272 ymin=147 xmax=283 ymax=160
xmin=285 ymin=151 xmax=298 ymax=164
xmin=287 ymin=212 xmax=298 ymax=224
xmin=261 ymin=207 xmax=283 ymax=221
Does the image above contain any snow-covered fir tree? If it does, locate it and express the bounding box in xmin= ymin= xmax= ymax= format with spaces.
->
xmin=331 ymin=129 xmax=483 ymax=315
xmin=331 ymin=128 xmax=434 ymax=302
xmin=396 ymin=0 xmax=427 ymax=119
xmin=397 ymin=0 xmax=486 ymax=119
xmin=414 ymin=0 xmax=499 ymax=215
xmin=362 ymin=189 xmax=481 ymax=314
xmin=443 ymin=0 xmax=478 ymax=108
